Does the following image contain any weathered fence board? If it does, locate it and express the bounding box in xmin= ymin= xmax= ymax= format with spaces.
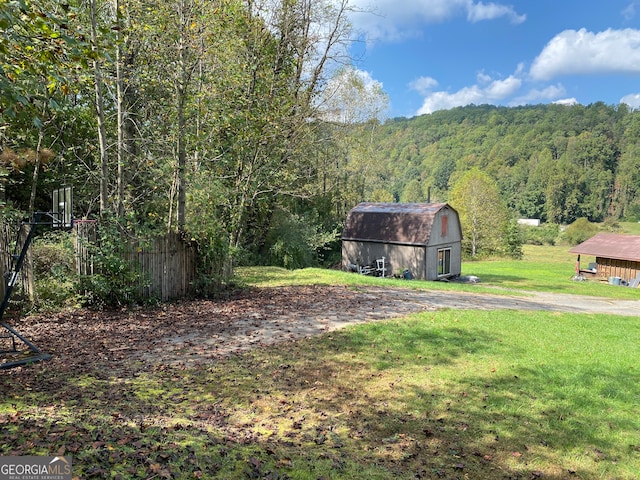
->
xmin=73 ymin=220 xmax=97 ymax=276
xmin=124 ymin=232 xmax=197 ymax=301
xmin=74 ymin=223 xmax=197 ymax=301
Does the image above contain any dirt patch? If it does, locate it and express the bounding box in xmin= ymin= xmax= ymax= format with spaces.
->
xmin=2 ymin=285 xmax=639 ymax=372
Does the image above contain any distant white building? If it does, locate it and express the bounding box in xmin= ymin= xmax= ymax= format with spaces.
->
xmin=517 ymin=219 xmax=540 ymax=227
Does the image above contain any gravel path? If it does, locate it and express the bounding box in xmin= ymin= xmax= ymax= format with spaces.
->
xmin=147 ymin=285 xmax=640 ymax=365
xmin=4 ymin=285 xmax=639 ymax=370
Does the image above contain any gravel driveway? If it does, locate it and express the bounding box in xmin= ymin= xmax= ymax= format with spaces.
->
xmin=5 ymin=285 xmax=639 ymax=371
xmin=145 ymin=285 xmax=640 ymax=366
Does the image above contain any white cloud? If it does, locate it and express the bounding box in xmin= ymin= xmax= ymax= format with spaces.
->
xmin=476 ymin=72 xmax=493 ymax=84
xmin=510 ymin=84 xmax=568 ymax=106
xmin=620 ymin=93 xmax=640 ymax=108
xmin=416 ymin=74 xmax=522 ymax=115
xmin=409 ymin=76 xmax=439 ymax=95
xmin=553 ymin=98 xmax=579 ymax=106
xmin=486 ymin=75 xmax=521 ymax=98
xmin=349 ymin=0 xmax=525 ymax=43
xmin=467 ymin=2 xmax=526 ymax=24
xmin=622 ymin=2 xmax=639 ymax=21
xmin=530 ymin=28 xmax=640 ymax=81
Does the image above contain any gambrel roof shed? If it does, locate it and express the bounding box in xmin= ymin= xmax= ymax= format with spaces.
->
xmin=342 ymin=202 xmax=462 ymax=280
xmin=342 ymin=202 xmax=461 ymax=245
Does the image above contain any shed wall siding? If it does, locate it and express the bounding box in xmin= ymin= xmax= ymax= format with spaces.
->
xmin=428 ymin=208 xmax=463 ymax=247
xmin=425 ymin=244 xmax=462 ymax=280
xmin=342 ymin=241 xmax=426 ymax=279
xmin=596 ymin=257 xmax=640 ymax=282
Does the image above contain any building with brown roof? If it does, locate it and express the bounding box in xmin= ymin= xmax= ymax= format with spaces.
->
xmin=569 ymin=232 xmax=640 ymax=284
xmin=341 ymin=202 xmax=462 ymax=280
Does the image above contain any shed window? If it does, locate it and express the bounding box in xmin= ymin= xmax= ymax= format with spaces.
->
xmin=438 ymin=248 xmax=451 ymax=276
xmin=441 ymin=215 xmax=448 ymax=237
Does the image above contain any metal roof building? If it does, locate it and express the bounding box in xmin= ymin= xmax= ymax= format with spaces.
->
xmin=569 ymin=232 xmax=640 ymax=283
xmin=341 ymin=202 xmax=462 ymax=280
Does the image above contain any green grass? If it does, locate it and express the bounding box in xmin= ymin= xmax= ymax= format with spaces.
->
xmin=620 ymin=221 xmax=640 ymax=235
xmin=2 ymin=308 xmax=638 ymax=479
xmin=238 ymin=244 xmax=640 ymax=299
xmin=1 ymin=250 xmax=639 ymax=479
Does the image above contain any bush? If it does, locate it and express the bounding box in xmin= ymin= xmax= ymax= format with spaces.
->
xmin=520 ymin=222 xmax=560 ymax=246
xmin=263 ymin=209 xmax=339 ymax=269
xmin=192 ymin=233 xmax=233 ymax=297
xmin=75 ymin=217 xmax=147 ymax=309
xmin=562 ymin=217 xmax=599 ymax=246
xmin=31 ymin=231 xmax=81 ymax=311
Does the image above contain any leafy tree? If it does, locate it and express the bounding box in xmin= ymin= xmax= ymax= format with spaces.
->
xmin=400 ymin=179 xmax=424 ymax=203
xmin=0 ymin=0 xmax=90 ymax=126
xmin=317 ymin=66 xmax=388 ymax=219
xmin=1 ymin=0 xmax=93 ymax=214
xmin=432 ymin=156 xmax=456 ymax=191
xmin=449 ymin=168 xmax=509 ymax=257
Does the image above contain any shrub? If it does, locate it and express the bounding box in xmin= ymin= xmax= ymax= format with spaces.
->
xmin=562 ymin=217 xmax=599 ymax=246
xmin=263 ymin=209 xmax=338 ymax=269
xmin=75 ymin=217 xmax=146 ymax=309
xmin=520 ymin=222 xmax=560 ymax=246
xmin=31 ymin=231 xmax=81 ymax=311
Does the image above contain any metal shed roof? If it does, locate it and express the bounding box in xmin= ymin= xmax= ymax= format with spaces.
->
xmin=569 ymin=232 xmax=640 ymax=262
xmin=341 ymin=202 xmax=457 ymax=246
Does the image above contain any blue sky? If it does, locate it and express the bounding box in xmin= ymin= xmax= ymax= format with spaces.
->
xmin=346 ymin=0 xmax=640 ymax=118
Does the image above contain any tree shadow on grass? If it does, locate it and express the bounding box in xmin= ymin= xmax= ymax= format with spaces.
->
xmin=259 ymin=322 xmax=640 ymax=479
xmin=443 ymin=362 xmax=640 ymax=479
xmin=2 ymin=316 xmax=638 ymax=479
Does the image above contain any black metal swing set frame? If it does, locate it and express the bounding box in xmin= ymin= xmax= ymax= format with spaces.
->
xmin=0 ymin=211 xmax=70 ymax=370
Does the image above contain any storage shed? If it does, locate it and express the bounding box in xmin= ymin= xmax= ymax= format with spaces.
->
xmin=342 ymin=202 xmax=462 ymax=280
xmin=569 ymin=232 xmax=640 ymax=284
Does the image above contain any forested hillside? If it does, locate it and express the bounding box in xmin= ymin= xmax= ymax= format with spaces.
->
xmin=360 ymin=103 xmax=640 ymax=224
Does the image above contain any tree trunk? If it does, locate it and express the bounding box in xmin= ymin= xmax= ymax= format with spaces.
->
xmin=174 ymin=0 xmax=190 ymax=231
xmin=28 ymin=130 xmax=44 ymax=215
xmin=176 ymin=89 xmax=186 ymax=231
xmin=115 ymin=0 xmax=125 ymax=217
xmin=90 ymin=0 xmax=109 ymax=215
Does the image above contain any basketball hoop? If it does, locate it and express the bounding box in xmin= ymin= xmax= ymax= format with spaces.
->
xmin=52 ymin=186 xmax=73 ymax=229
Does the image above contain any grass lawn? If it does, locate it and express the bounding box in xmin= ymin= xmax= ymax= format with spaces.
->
xmin=238 ymin=244 xmax=640 ymax=300
xmin=1 ymin=247 xmax=638 ymax=479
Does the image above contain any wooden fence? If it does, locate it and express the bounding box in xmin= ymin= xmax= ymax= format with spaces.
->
xmin=124 ymin=231 xmax=198 ymax=301
xmin=1 ymin=220 xmax=198 ymax=304
xmin=74 ymin=222 xmax=198 ymax=301
xmin=74 ymin=220 xmax=97 ymax=276
xmin=0 ymin=221 xmax=34 ymax=304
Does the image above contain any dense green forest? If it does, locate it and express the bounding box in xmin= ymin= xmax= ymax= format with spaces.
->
xmin=361 ymin=102 xmax=640 ymax=225
xmin=2 ymin=0 xmax=639 ymax=300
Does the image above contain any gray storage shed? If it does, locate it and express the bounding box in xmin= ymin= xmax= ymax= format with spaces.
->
xmin=342 ymin=202 xmax=462 ymax=280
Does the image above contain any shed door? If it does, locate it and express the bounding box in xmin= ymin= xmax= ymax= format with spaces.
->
xmin=438 ymin=248 xmax=451 ymax=276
